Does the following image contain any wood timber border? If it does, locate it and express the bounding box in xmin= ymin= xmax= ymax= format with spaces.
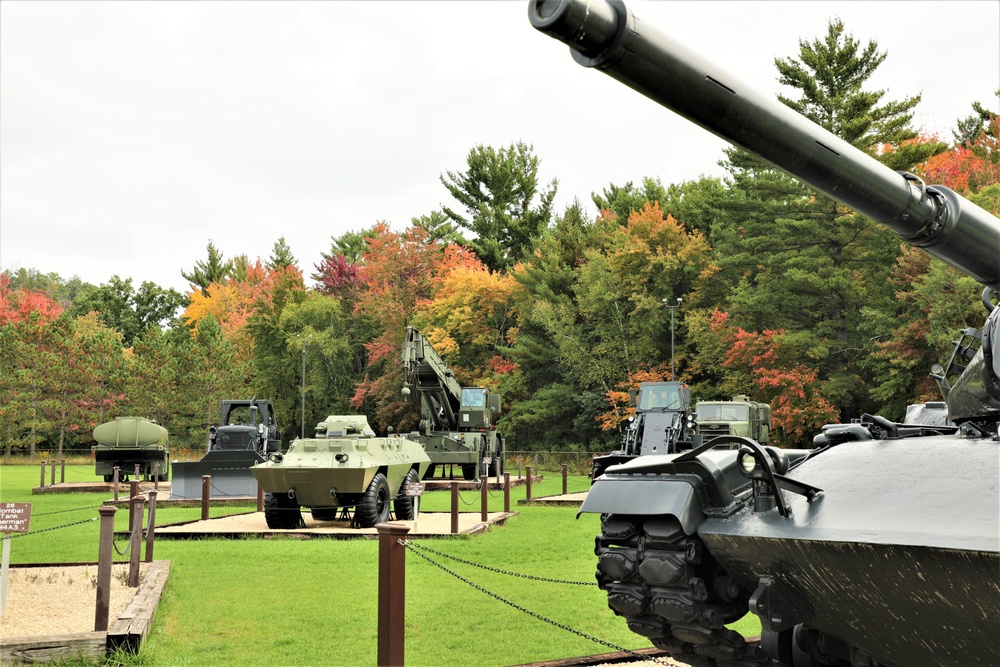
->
xmin=0 ymin=560 xmax=169 ymax=665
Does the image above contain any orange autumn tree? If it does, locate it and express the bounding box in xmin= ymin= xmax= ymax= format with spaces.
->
xmin=917 ymin=115 xmax=1000 ymax=194
xmin=711 ymin=310 xmax=839 ymax=446
xmin=411 ymin=243 xmax=522 ymax=388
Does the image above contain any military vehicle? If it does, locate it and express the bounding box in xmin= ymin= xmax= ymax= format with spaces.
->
xmin=694 ymin=396 xmax=771 ymax=444
xmin=400 ymin=326 xmax=504 ymax=480
xmin=593 ymin=382 xmax=698 ymax=480
xmin=251 ymin=415 xmax=430 ymax=529
xmin=531 ymin=1 xmax=999 ymax=665
xmin=171 ymin=399 xmax=281 ymax=500
xmin=93 ymin=417 xmax=169 ymax=482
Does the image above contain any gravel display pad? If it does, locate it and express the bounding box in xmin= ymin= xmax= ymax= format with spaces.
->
xmin=0 ymin=563 xmax=149 ymax=639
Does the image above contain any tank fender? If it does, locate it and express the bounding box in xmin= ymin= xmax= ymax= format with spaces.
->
xmin=579 ymin=476 xmax=706 ymax=535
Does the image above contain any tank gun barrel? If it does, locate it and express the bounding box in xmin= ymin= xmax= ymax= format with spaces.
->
xmin=529 ymin=0 xmax=999 ymax=289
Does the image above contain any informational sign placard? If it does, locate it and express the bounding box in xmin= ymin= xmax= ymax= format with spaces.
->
xmin=1 ymin=502 xmax=32 ymax=617
xmin=406 ymin=483 xmax=425 ymax=497
xmin=0 ymin=503 xmax=31 ymax=533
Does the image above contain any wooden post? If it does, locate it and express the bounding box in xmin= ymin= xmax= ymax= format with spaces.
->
xmin=128 ymin=481 xmax=138 ymax=530
xmin=526 ymin=465 xmax=533 ymax=502
xmin=50 ymin=460 xmax=56 ymax=486
xmin=518 ymin=457 xmax=522 ymax=480
xmin=153 ymin=463 xmax=160 ymax=491
xmin=201 ymin=475 xmax=211 ymax=521
xmin=129 ymin=495 xmax=144 ymax=587
xmin=95 ymin=505 xmax=117 ymax=631
xmin=450 ymin=482 xmax=459 ymax=535
xmin=60 ymin=459 xmax=66 ymax=484
xmin=144 ymin=490 xmax=158 ymax=563
xmin=480 ymin=476 xmax=488 ymax=522
xmin=257 ymin=484 xmax=264 ymax=512
xmin=39 ymin=462 xmax=45 ymax=488
xmin=562 ymin=463 xmax=568 ymax=495
xmin=134 ymin=463 xmax=141 ymax=483
xmin=376 ymin=522 xmax=410 ymax=667
xmin=113 ymin=467 xmax=120 ymax=501
xmin=503 ymin=472 xmax=510 ymax=513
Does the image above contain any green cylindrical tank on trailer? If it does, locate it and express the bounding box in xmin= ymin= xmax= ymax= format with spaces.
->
xmin=92 ymin=416 xmax=170 ymax=482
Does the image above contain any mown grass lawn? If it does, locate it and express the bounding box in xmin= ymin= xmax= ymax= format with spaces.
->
xmin=1 ymin=463 xmax=760 ymax=666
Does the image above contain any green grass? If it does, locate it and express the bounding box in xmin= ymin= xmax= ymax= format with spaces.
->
xmin=1 ymin=464 xmax=760 ymax=666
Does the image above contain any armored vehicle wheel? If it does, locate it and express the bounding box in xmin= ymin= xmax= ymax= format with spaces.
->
xmin=462 ymin=464 xmax=478 ymax=481
xmin=393 ymin=468 xmax=421 ymax=520
xmin=264 ymin=492 xmax=303 ymax=529
xmin=355 ymin=472 xmax=391 ymax=528
xmin=310 ymin=508 xmax=339 ymax=521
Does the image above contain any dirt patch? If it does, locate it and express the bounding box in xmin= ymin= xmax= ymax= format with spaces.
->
xmin=0 ymin=563 xmax=148 ymax=639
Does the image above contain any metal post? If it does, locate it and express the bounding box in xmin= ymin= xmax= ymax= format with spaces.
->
xmin=50 ymin=460 xmax=56 ymax=486
xmin=376 ymin=522 xmax=410 ymax=667
xmin=60 ymin=459 xmax=66 ymax=484
xmin=134 ymin=463 xmax=141 ymax=483
xmin=503 ymin=472 xmax=510 ymax=513
xmin=480 ymin=476 xmax=488 ymax=522
xmin=95 ymin=505 xmax=117 ymax=631
xmin=450 ymin=482 xmax=459 ymax=535
xmin=301 ymin=341 xmax=306 ymax=439
xmin=526 ymin=465 xmax=533 ymax=502
xmin=201 ymin=475 xmax=211 ymax=521
xmin=153 ymin=462 xmax=160 ymax=491
xmin=145 ymin=490 xmax=158 ymax=563
xmin=129 ymin=495 xmax=144 ymax=587
xmin=113 ymin=466 xmax=120 ymax=501
xmin=562 ymin=463 xmax=568 ymax=495
xmin=257 ymin=484 xmax=264 ymax=512
xmin=39 ymin=461 xmax=45 ymax=488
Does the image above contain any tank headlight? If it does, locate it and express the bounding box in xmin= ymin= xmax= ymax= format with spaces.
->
xmin=268 ymin=452 xmax=283 ymax=463
xmin=335 ymin=453 xmax=348 ymax=463
xmin=737 ymin=449 xmax=758 ymax=477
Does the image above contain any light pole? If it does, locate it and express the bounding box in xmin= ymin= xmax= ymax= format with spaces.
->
xmin=299 ymin=334 xmax=312 ymax=439
xmin=663 ymin=297 xmax=682 ymax=380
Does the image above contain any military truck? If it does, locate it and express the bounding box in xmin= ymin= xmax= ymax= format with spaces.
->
xmin=93 ymin=417 xmax=169 ymax=482
xmin=694 ymin=395 xmax=771 ymax=444
xmin=400 ymin=326 xmax=504 ymax=480
xmin=532 ymin=1 xmax=999 ymax=666
xmin=171 ymin=399 xmax=281 ymax=500
xmin=251 ymin=415 xmax=430 ymax=529
xmin=593 ymin=382 xmax=698 ymax=480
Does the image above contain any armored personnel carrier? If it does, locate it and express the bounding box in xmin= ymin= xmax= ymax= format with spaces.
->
xmin=531 ymin=1 xmax=999 ymax=666
xmin=251 ymin=415 xmax=430 ymax=529
xmin=93 ymin=417 xmax=169 ymax=482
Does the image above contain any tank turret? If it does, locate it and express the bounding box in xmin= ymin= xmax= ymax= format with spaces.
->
xmin=530 ymin=2 xmax=1000 ymax=666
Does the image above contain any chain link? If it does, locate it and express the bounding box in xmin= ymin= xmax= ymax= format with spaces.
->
xmin=401 ymin=540 xmax=674 ymax=666
xmin=6 ymin=517 xmax=97 ymax=539
xmin=405 ymin=541 xmax=596 ymax=586
xmin=31 ymin=505 xmax=104 ymax=517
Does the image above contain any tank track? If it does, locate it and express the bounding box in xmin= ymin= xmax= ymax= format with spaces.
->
xmin=596 ymin=513 xmax=781 ymax=667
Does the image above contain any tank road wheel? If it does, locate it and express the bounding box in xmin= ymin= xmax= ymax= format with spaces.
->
xmin=264 ymin=492 xmax=303 ymax=529
xmin=393 ymin=468 xmax=421 ymax=521
xmin=355 ymin=472 xmax=391 ymax=528
xmin=596 ymin=514 xmax=773 ymax=667
xmin=462 ymin=464 xmax=478 ymax=481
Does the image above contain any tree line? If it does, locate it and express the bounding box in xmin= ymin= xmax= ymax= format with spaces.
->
xmin=3 ymin=20 xmax=998 ymax=460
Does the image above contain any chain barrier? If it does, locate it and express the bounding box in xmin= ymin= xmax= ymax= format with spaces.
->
xmin=6 ymin=517 xmax=98 ymax=539
xmin=112 ymin=505 xmax=143 ymax=557
xmin=31 ymin=504 xmax=104 ymax=517
xmin=401 ymin=540 xmax=674 ymax=666
xmin=405 ymin=541 xmax=596 ymax=586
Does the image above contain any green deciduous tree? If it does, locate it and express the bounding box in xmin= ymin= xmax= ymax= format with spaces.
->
xmin=70 ymin=275 xmax=186 ymax=346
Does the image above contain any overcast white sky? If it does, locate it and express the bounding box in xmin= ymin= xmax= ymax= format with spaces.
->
xmin=2 ymin=1 xmax=998 ymax=295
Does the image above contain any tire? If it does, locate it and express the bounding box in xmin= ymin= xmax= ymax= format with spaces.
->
xmin=104 ymin=474 xmax=113 ymax=483
xmin=422 ymin=464 xmax=437 ymax=480
xmin=264 ymin=492 xmax=303 ymax=529
xmin=355 ymin=472 xmax=391 ymax=528
xmin=393 ymin=468 xmax=421 ymax=520
xmin=462 ymin=464 xmax=478 ymax=481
